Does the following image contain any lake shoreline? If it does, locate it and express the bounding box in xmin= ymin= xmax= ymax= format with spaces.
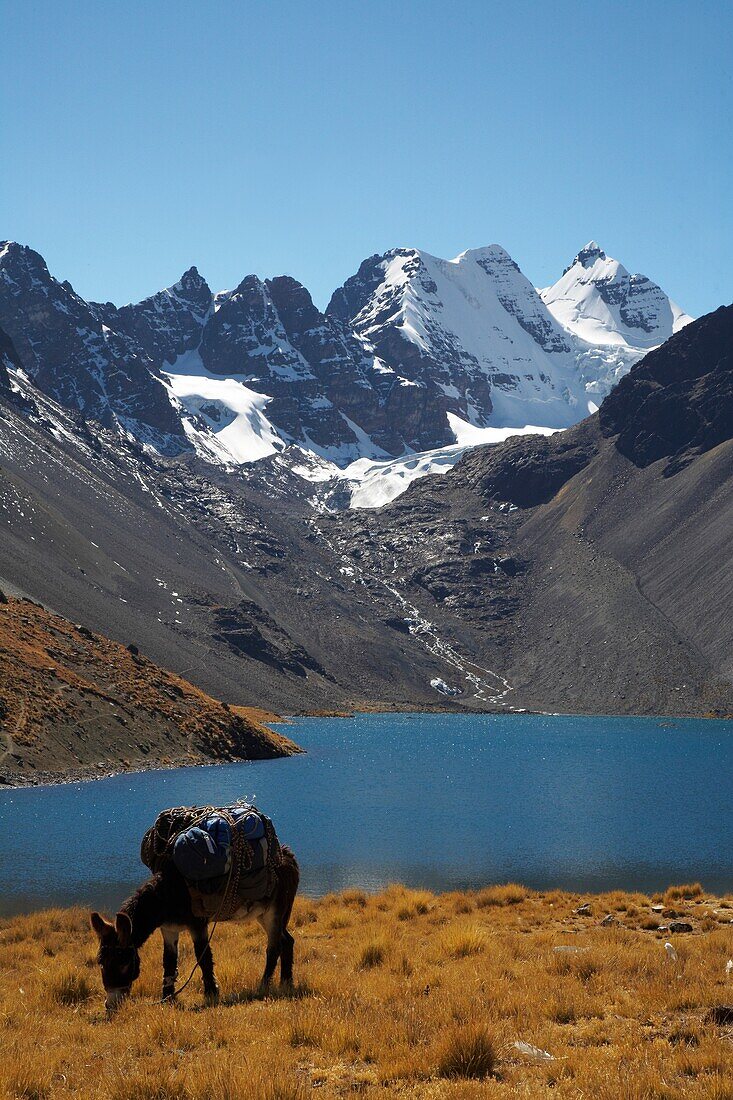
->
xmin=0 ymin=749 xmax=264 ymax=792
xmin=2 ymin=703 xmax=731 ymax=791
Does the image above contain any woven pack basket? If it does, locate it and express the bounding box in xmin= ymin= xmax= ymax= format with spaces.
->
xmin=140 ymin=803 xmax=282 ymax=919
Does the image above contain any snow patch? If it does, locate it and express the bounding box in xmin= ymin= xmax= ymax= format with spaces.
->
xmin=334 ymin=415 xmax=559 ymax=510
xmin=162 ymin=348 xmax=284 ymax=465
xmin=430 ymin=677 xmax=462 ymax=697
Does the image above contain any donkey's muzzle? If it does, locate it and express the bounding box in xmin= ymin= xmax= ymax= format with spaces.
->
xmin=105 ymin=987 xmax=131 ymax=1012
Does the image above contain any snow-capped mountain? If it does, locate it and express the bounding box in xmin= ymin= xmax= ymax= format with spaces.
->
xmin=542 ymin=241 xmax=691 ymax=349
xmin=96 ymin=266 xmax=384 ymax=463
xmin=328 ymin=245 xmax=599 ymax=436
xmin=0 ymin=238 xmax=692 ymax=507
xmin=540 ymin=241 xmax=693 ymax=396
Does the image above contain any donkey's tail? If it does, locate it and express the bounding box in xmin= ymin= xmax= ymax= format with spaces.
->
xmin=277 ymin=845 xmax=300 ymax=930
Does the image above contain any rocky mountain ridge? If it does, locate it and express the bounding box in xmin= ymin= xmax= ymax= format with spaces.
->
xmin=0 ymin=240 xmax=692 ymax=499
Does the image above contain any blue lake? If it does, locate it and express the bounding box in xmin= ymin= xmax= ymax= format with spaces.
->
xmin=1 ymin=712 xmax=732 ymax=915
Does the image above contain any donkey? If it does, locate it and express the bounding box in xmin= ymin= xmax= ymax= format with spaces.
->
xmin=90 ymin=846 xmax=299 ymax=1011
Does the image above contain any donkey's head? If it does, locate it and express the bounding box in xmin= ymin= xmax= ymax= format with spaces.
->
xmin=90 ymin=911 xmax=141 ymax=1010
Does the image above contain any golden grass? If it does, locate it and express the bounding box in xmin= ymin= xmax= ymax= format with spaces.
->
xmin=666 ymin=883 xmax=705 ymax=902
xmin=1 ymin=884 xmax=733 ymax=1098
xmin=230 ymin=706 xmax=290 ymax=727
xmin=436 ymin=1024 xmax=497 ymax=1079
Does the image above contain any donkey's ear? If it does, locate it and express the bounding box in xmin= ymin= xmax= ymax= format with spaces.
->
xmin=90 ymin=912 xmax=113 ymax=938
xmin=115 ymin=911 xmax=133 ymax=947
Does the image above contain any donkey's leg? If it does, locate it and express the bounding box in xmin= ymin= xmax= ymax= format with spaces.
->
xmin=161 ymin=926 xmax=180 ymax=1002
xmin=257 ymin=908 xmax=282 ymax=992
xmin=190 ymin=923 xmax=219 ymax=1004
xmin=280 ymin=928 xmax=295 ymax=988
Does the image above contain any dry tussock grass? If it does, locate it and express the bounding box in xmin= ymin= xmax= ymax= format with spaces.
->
xmin=0 ymin=884 xmax=732 ymax=1098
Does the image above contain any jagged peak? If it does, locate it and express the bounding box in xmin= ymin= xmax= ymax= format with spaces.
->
xmin=453 ymin=243 xmax=513 ymax=265
xmin=167 ymin=265 xmax=211 ymax=299
xmin=565 ymin=241 xmax=608 ymax=272
xmin=120 ymin=266 xmax=212 ymax=312
xmin=0 ymin=240 xmax=26 ymax=258
xmin=266 ymin=274 xmax=321 ymax=314
xmin=0 ymin=240 xmax=51 ymax=275
xmin=176 ymin=264 xmax=204 ymax=284
xmin=266 ymin=273 xmax=311 ymax=295
xmin=231 ymin=272 xmax=266 ymax=296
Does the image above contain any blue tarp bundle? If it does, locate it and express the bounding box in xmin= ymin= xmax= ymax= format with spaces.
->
xmin=172 ymin=806 xmax=267 ymax=883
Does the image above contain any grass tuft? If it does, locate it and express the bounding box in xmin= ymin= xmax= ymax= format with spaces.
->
xmin=665 ymin=883 xmax=704 ymax=901
xmin=357 ymin=938 xmax=388 ymax=969
xmin=441 ymin=926 xmax=487 ymax=958
xmin=475 ymin=883 xmax=527 ymax=908
xmin=436 ymin=1024 xmax=497 ymax=1079
xmin=49 ymin=967 xmax=92 ymax=1006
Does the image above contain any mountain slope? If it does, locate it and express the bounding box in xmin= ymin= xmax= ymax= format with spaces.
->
xmin=0 ymin=593 xmax=297 ymax=786
xmin=324 ymin=305 xmax=733 ymax=716
xmin=0 ymin=370 xmax=466 ymax=713
xmin=0 ymin=300 xmax=730 ymax=717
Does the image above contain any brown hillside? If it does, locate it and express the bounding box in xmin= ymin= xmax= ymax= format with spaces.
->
xmin=0 ymin=594 xmax=298 ymax=786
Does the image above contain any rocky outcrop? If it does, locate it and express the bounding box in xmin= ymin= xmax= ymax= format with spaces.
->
xmin=457 ymin=421 xmax=599 ymax=508
xmin=599 ymin=304 xmax=733 ymax=473
xmin=265 ymin=276 xmax=385 ymax=451
xmin=0 ymin=327 xmax=19 ymax=395
xmin=212 ymin=599 xmax=328 ymax=679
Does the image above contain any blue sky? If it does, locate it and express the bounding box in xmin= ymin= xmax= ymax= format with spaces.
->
xmin=3 ymin=0 xmax=731 ymax=315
